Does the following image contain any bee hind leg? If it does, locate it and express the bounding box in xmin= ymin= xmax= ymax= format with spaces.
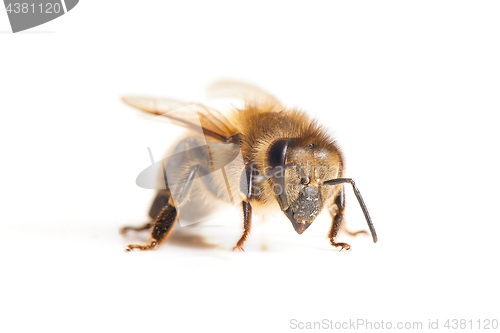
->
xmin=123 ymin=136 xmax=214 ymax=252
xmin=124 ymin=162 xmax=205 ymax=252
xmin=126 ymin=202 xmax=178 ymax=251
xmin=120 ymin=192 xmax=178 ymax=239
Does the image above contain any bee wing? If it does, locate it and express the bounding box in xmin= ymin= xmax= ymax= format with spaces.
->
xmin=122 ymin=96 xmax=238 ymax=142
xmin=206 ymin=80 xmax=282 ymax=106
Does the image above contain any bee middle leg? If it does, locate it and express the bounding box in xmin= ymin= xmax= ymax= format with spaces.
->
xmin=328 ymin=186 xmax=352 ymax=251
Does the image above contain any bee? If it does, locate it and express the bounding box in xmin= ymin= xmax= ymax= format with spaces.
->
xmin=120 ymin=81 xmax=377 ymax=251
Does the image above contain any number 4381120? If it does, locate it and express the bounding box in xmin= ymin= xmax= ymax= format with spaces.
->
xmin=6 ymin=2 xmax=62 ymax=14
xmin=444 ymin=319 xmax=498 ymax=330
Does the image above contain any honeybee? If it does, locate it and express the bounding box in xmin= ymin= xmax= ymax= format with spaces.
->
xmin=120 ymin=81 xmax=377 ymax=251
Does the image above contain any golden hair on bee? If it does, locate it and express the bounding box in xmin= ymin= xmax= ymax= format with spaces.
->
xmin=120 ymin=80 xmax=377 ymax=252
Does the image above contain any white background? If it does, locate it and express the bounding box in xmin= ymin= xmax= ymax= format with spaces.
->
xmin=1 ymin=1 xmax=499 ymax=332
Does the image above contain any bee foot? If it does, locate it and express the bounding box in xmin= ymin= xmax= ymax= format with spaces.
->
xmin=330 ymin=241 xmax=351 ymax=251
xmin=120 ymin=227 xmax=132 ymax=236
xmin=232 ymin=245 xmax=245 ymax=252
xmin=125 ymin=240 xmax=158 ymax=252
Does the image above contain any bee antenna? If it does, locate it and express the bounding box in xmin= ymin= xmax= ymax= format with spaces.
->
xmin=322 ymin=178 xmax=378 ymax=243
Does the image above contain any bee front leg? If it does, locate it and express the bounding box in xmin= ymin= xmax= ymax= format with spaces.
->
xmin=233 ymin=163 xmax=258 ymax=252
xmin=233 ymin=199 xmax=252 ymax=251
xmin=328 ymin=186 xmax=351 ymax=251
xmin=323 ymin=178 xmax=377 ymax=244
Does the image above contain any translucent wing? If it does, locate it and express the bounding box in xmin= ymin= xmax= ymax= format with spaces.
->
xmin=206 ymin=80 xmax=282 ymax=106
xmin=122 ymin=96 xmax=239 ymax=142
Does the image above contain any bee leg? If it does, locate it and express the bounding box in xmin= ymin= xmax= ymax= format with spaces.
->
xmin=322 ymin=177 xmax=377 ymax=243
xmin=120 ymin=190 xmax=171 ymax=237
xmin=328 ymin=186 xmax=351 ymax=251
xmin=233 ymin=163 xmax=258 ymax=252
xmin=126 ymin=199 xmax=178 ymax=251
xmin=233 ymin=200 xmax=252 ymax=252
xmin=119 ymin=222 xmax=152 ymax=235
xmin=125 ymin=163 xmax=204 ymax=252
xmin=344 ymin=229 xmax=368 ymax=237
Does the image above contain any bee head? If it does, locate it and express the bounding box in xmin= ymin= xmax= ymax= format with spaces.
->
xmin=266 ymin=138 xmax=342 ymax=234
